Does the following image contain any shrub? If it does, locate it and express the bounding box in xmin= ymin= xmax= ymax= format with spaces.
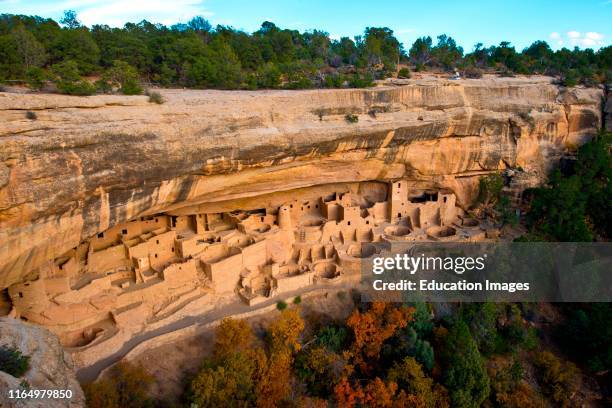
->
xmin=25 ymin=67 xmax=46 ymax=90
xmin=533 ymin=351 xmax=580 ymax=406
xmin=83 ymin=361 xmax=154 ymax=408
xmin=316 ymin=326 xmax=348 ymax=353
xmin=324 ymin=73 xmax=345 ymax=88
xmin=101 ymin=61 xmax=143 ymax=95
xmin=257 ymin=62 xmax=281 ymax=89
xmin=345 ymin=113 xmax=358 ymax=123
xmin=314 ymin=108 xmax=325 ymax=121
xmin=286 ymin=72 xmax=314 ymax=89
xmin=348 ymin=72 xmax=374 ymax=88
xmin=25 ymin=111 xmax=37 ymax=120
xmin=0 ymin=345 xmax=30 ymax=377
xmin=292 ymin=296 xmax=302 ymax=305
xmin=559 ymin=69 xmax=578 ymax=87
xmin=398 ymin=67 xmax=411 ymax=79
xmin=147 ymin=91 xmax=165 ymax=104
xmin=120 ymin=78 xmax=143 ymax=95
xmin=58 ymin=80 xmax=96 ymax=96
xmin=463 ymin=66 xmax=483 ymax=79
xmin=50 ymin=61 xmax=95 ymax=96
xmin=276 ymin=300 xmax=288 ymax=310
xmin=94 ymin=78 xmax=112 ymax=93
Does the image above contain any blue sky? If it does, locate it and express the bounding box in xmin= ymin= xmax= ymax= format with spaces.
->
xmin=1 ymin=0 xmax=610 ymax=51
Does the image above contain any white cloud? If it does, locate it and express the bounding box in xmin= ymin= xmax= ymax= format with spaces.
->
xmin=65 ymin=0 xmax=213 ymax=27
xmin=395 ymin=28 xmax=416 ymax=35
xmin=3 ymin=0 xmax=221 ymax=30
xmin=548 ymin=30 xmax=606 ymax=49
xmin=585 ymin=32 xmax=604 ymax=40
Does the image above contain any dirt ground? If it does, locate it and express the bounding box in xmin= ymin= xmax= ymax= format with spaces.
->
xmin=131 ymin=288 xmax=357 ymax=402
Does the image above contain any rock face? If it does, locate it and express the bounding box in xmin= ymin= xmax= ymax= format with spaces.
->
xmin=0 ymin=76 xmax=603 ymax=289
xmin=0 ymin=317 xmax=85 ymax=407
xmin=606 ymin=84 xmax=612 ymax=132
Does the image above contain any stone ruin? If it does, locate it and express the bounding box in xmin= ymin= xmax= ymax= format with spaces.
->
xmin=5 ymin=180 xmax=496 ymax=351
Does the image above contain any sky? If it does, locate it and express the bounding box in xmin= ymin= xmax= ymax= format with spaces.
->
xmin=1 ymin=0 xmax=610 ymax=51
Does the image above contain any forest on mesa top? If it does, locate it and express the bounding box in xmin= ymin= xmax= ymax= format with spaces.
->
xmin=1 ymin=11 xmax=611 ymax=94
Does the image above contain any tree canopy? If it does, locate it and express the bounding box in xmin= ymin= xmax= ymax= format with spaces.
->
xmin=1 ymin=11 xmax=610 ymax=93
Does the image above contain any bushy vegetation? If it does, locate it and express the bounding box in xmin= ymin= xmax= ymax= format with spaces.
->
xmin=1 ymin=11 xmax=610 ymax=94
xmin=193 ymin=301 xmax=569 ymax=406
xmin=79 ymin=298 xmax=600 ymax=406
xmin=555 ymin=303 xmax=612 ymax=372
xmin=146 ymin=90 xmax=164 ymax=104
xmin=0 ymin=345 xmax=30 ymax=377
xmin=397 ymin=67 xmax=411 ymax=78
xmin=524 ymin=131 xmax=611 ymax=241
xmin=475 ymin=173 xmax=517 ymax=226
xmin=533 ymin=351 xmax=582 ymax=407
xmin=345 ymin=113 xmax=359 ymax=123
xmin=186 ymin=311 xmax=304 ymax=407
xmin=82 ymin=361 xmax=154 ymax=408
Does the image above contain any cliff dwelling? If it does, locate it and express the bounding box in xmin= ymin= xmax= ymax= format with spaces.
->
xmin=6 ymin=180 xmax=493 ymax=353
xmin=0 ymin=77 xmax=605 ymax=388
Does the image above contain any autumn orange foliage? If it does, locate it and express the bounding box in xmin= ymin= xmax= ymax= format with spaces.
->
xmin=346 ymin=302 xmax=414 ymax=372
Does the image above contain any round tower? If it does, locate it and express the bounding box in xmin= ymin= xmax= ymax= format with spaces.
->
xmin=278 ymin=205 xmax=292 ymax=230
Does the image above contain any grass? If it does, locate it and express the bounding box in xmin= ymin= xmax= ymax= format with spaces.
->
xmin=276 ymin=300 xmax=288 ymax=310
xmin=292 ymin=296 xmax=301 ymax=305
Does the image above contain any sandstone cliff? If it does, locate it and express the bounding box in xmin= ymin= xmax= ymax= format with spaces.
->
xmin=0 ymin=76 xmax=603 ymax=288
xmin=0 ymin=317 xmax=85 ymax=407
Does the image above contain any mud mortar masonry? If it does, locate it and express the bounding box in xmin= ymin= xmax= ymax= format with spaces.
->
xmin=0 ymin=77 xmax=604 ymax=367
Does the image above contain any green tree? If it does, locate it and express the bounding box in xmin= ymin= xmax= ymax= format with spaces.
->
xmin=50 ymin=60 xmax=95 ymax=95
xmin=363 ymin=27 xmax=401 ymax=71
xmin=256 ymin=62 xmax=281 ymax=88
xmin=59 ymin=10 xmax=81 ymax=29
xmin=528 ymin=170 xmax=591 ymax=241
xmin=11 ymin=25 xmax=46 ymax=71
xmin=51 ymin=26 xmax=100 ymax=74
xmin=100 ymin=60 xmax=142 ymax=95
xmin=431 ymin=34 xmax=463 ymax=69
xmin=556 ymin=303 xmax=612 ymax=371
xmin=439 ymin=320 xmax=490 ymax=408
xmin=409 ymin=36 xmax=433 ymax=67
xmin=25 ymin=66 xmax=46 ymax=90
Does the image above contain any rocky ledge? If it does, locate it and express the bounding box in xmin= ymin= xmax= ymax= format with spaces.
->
xmin=0 ymin=76 xmax=603 ymax=288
